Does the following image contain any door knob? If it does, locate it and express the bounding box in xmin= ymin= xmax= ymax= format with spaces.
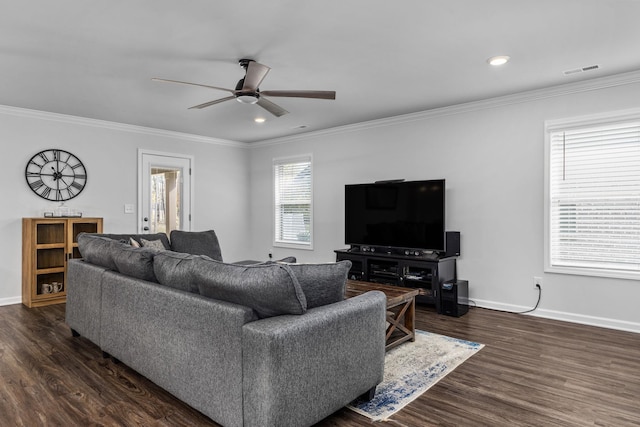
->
xmin=143 ymin=226 xmax=149 ymax=231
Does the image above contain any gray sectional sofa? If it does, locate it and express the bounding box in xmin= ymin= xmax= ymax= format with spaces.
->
xmin=65 ymin=232 xmax=386 ymax=427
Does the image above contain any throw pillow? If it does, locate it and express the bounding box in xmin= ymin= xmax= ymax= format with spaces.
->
xmin=95 ymin=233 xmax=170 ymax=249
xmin=153 ymin=251 xmax=207 ymax=293
xmin=112 ymin=246 xmax=158 ymax=282
xmin=286 ymin=260 xmax=351 ymax=309
xmin=192 ymin=258 xmax=307 ymax=318
xmin=141 ymin=238 xmax=166 ymax=251
xmin=129 ymin=237 xmax=141 ymax=248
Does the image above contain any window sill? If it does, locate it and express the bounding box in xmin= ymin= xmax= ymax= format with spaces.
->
xmin=545 ymin=264 xmax=640 ymax=281
xmin=273 ymin=241 xmax=314 ymax=251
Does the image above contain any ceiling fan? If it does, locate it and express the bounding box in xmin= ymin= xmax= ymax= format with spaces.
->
xmin=152 ymin=59 xmax=336 ymax=117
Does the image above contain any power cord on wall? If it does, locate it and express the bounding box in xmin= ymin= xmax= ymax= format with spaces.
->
xmin=463 ymin=285 xmax=541 ymax=316
xmin=515 ymin=284 xmax=542 ymax=314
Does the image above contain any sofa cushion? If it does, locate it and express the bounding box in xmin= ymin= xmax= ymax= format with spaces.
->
xmin=286 ymin=260 xmax=351 ymax=309
xmin=170 ymin=230 xmax=223 ymax=261
xmin=112 ymin=246 xmax=158 ymax=283
xmin=77 ymin=234 xmax=122 ymax=270
xmin=153 ymin=251 xmax=205 ymax=293
xmin=192 ymin=258 xmax=307 ymax=318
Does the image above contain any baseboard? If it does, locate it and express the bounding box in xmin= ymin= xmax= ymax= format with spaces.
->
xmin=472 ymin=298 xmax=640 ymax=334
xmin=0 ymin=296 xmax=22 ymax=307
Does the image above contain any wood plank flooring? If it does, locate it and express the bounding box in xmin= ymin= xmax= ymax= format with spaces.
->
xmin=0 ymin=302 xmax=638 ymax=426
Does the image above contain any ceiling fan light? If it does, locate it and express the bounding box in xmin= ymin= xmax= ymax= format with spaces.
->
xmin=487 ymin=55 xmax=510 ymax=66
xmin=236 ymin=94 xmax=258 ymax=104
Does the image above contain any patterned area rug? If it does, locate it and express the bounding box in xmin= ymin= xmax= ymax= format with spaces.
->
xmin=347 ymin=330 xmax=484 ymax=421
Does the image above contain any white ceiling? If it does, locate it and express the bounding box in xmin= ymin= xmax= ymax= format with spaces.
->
xmin=2 ymin=0 xmax=640 ymax=143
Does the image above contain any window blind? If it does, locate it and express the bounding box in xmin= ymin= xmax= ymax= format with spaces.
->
xmin=274 ymin=157 xmax=312 ymax=246
xmin=549 ymin=121 xmax=640 ymax=275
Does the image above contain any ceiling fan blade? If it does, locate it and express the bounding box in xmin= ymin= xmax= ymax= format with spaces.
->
xmin=260 ymin=90 xmax=336 ymax=100
xmin=188 ymin=96 xmax=236 ymax=110
xmin=152 ymin=78 xmax=236 ymax=94
xmin=257 ymin=97 xmax=289 ymax=117
xmin=242 ymin=61 xmax=271 ymax=91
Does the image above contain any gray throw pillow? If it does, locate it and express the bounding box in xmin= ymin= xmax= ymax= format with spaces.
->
xmin=286 ymin=260 xmax=351 ymax=309
xmin=141 ymin=238 xmax=166 ymax=251
xmin=192 ymin=258 xmax=307 ymax=318
xmin=154 ymin=251 xmax=207 ymax=293
xmin=112 ymin=246 xmax=158 ymax=282
xmin=170 ymin=230 xmax=223 ymax=261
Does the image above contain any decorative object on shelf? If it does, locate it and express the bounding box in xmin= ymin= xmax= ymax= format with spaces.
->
xmin=25 ymin=148 xmax=87 ymax=201
xmin=43 ymin=203 xmax=83 ymax=218
xmin=44 ymin=211 xmax=83 ymax=218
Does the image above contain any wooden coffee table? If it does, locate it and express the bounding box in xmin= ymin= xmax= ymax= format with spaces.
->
xmin=346 ymin=280 xmax=419 ymax=351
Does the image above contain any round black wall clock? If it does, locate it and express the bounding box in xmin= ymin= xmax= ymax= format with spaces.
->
xmin=25 ymin=149 xmax=87 ymax=201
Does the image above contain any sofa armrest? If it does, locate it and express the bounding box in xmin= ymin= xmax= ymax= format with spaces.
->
xmin=241 ymin=291 xmax=386 ymax=427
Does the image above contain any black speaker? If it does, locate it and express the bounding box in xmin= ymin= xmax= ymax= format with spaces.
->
xmin=444 ymin=231 xmax=460 ymax=257
xmin=439 ymin=280 xmax=469 ymax=317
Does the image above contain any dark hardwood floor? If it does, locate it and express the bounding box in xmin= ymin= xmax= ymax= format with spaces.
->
xmin=1 ymin=302 xmax=638 ymax=426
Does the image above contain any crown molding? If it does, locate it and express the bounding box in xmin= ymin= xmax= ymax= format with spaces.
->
xmin=0 ymin=104 xmax=246 ymax=148
xmin=254 ymin=69 xmax=640 ymax=147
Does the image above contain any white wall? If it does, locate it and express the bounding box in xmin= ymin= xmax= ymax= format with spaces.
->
xmin=248 ymin=77 xmax=640 ymax=333
xmin=0 ymin=107 xmax=250 ymax=304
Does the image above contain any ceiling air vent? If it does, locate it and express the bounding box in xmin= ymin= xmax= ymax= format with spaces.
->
xmin=563 ymin=64 xmax=600 ymax=76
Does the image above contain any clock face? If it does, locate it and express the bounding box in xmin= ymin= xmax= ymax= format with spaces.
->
xmin=25 ymin=149 xmax=87 ymax=201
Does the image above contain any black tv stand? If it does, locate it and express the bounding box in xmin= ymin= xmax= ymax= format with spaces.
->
xmin=335 ymin=248 xmax=457 ymax=311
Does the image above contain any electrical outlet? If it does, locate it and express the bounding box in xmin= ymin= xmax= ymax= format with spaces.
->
xmin=533 ymin=276 xmax=543 ymax=290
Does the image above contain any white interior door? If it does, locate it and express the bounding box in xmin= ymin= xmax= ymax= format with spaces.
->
xmin=138 ymin=150 xmax=192 ymax=234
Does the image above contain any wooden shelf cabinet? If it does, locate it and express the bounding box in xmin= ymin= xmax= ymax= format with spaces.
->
xmin=22 ymin=217 xmax=103 ymax=308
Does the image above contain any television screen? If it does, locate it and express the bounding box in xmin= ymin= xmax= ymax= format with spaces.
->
xmin=345 ymin=179 xmax=445 ymax=251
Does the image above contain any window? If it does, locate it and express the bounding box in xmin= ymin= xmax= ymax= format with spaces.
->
xmin=545 ymin=110 xmax=640 ymax=279
xmin=273 ymin=155 xmax=313 ymax=249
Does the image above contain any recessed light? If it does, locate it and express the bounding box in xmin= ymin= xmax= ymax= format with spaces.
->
xmin=487 ymin=55 xmax=510 ymax=66
xmin=254 ymin=117 xmax=266 ymax=123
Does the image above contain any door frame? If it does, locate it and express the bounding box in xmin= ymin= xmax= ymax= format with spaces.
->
xmin=137 ymin=149 xmax=194 ymax=234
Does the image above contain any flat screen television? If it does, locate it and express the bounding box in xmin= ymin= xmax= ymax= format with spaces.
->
xmin=345 ymin=179 xmax=445 ymax=252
